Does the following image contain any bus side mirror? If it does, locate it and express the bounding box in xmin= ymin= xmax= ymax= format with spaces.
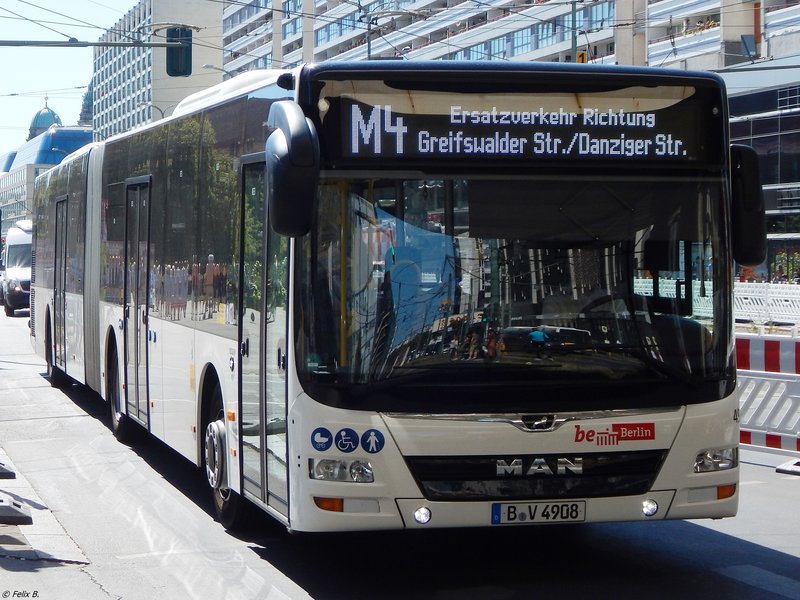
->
xmin=266 ymin=100 xmax=320 ymax=237
xmin=730 ymin=144 xmax=766 ymax=267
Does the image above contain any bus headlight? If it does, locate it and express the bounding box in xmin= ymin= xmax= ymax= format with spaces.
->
xmin=693 ymin=447 xmax=737 ymax=473
xmin=310 ymin=458 xmax=374 ymax=483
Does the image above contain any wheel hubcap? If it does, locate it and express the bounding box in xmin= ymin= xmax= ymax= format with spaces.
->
xmin=205 ymin=420 xmax=226 ymax=489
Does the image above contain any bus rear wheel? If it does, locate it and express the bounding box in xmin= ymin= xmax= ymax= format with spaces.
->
xmin=107 ymin=343 xmax=133 ymax=443
xmin=205 ymin=382 xmax=248 ymax=530
xmin=45 ymin=320 xmax=70 ymax=389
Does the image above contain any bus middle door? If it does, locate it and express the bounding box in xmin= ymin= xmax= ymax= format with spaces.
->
xmin=123 ymin=177 xmax=152 ymax=427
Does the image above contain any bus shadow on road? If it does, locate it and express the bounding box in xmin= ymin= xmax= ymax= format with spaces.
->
xmin=248 ymin=518 xmax=800 ymax=600
xmin=57 ymin=381 xmax=217 ymax=520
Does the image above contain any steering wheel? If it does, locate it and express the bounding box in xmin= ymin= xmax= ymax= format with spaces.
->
xmin=580 ymin=293 xmax=628 ymax=314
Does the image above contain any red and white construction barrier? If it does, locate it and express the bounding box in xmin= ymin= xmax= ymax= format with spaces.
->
xmin=735 ymin=335 xmax=800 ymax=374
xmin=740 ymin=430 xmax=800 ymax=453
xmin=735 ymin=334 xmax=800 ymax=456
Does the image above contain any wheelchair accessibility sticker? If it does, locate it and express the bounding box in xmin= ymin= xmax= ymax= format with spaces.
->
xmin=335 ymin=428 xmax=359 ymax=453
xmin=311 ymin=427 xmax=386 ymax=453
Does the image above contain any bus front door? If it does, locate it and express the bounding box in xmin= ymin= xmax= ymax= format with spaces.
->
xmin=240 ymin=158 xmax=289 ymax=518
xmin=123 ymin=178 xmax=151 ymax=426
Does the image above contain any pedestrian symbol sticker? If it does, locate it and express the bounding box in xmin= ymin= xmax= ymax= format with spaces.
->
xmin=311 ymin=427 xmax=333 ymax=451
xmin=361 ymin=429 xmax=385 ymax=453
xmin=335 ymin=428 xmax=359 ymax=453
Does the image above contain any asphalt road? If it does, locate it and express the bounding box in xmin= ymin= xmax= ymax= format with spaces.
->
xmin=1 ymin=308 xmax=799 ymax=600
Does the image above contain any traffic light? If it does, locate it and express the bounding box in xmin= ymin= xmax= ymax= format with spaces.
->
xmin=166 ymin=27 xmax=192 ymax=77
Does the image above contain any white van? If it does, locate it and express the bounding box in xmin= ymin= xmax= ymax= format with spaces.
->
xmin=0 ymin=219 xmax=33 ymax=316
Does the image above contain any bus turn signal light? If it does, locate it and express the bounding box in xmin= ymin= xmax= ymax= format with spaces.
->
xmin=314 ymin=497 xmax=344 ymax=512
xmin=717 ymin=484 xmax=736 ymax=500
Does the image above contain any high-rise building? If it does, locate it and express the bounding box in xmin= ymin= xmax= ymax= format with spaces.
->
xmin=644 ymin=0 xmax=798 ymax=70
xmin=217 ymin=0 xmax=792 ymax=72
xmin=221 ymin=0 xmax=622 ymax=70
xmin=92 ymin=0 xmax=224 ymax=141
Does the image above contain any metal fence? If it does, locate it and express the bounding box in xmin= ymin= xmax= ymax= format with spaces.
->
xmin=734 ymin=282 xmax=800 ymax=325
xmin=632 ymin=280 xmax=800 ymax=326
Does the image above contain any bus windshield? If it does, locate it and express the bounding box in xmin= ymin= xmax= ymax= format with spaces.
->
xmin=295 ymin=173 xmax=729 ymax=411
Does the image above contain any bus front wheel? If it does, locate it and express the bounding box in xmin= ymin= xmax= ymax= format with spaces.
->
xmin=205 ymin=382 xmax=247 ymax=530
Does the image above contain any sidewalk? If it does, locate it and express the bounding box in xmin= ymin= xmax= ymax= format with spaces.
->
xmin=0 ymin=312 xmax=108 ymax=599
xmin=0 ymin=310 xmax=88 ymax=566
xmin=0 ymin=449 xmax=88 ymax=565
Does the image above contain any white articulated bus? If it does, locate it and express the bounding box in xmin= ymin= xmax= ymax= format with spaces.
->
xmin=31 ymin=61 xmax=765 ymax=532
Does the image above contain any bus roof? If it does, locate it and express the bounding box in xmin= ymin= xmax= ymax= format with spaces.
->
xmin=302 ymin=60 xmax=726 ymax=87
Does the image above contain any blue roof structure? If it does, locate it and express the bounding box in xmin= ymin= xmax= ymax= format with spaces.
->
xmin=9 ymin=126 xmax=92 ymax=170
xmin=0 ymin=151 xmax=16 ymax=173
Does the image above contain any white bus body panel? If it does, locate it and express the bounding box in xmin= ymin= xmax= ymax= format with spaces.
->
xmin=64 ymin=290 xmax=85 ymax=384
xmin=286 ymin=392 xmax=739 ymax=532
xmin=83 ymin=144 xmax=104 ymax=392
xmin=99 ymin=301 xmax=241 ymax=477
xmin=98 ymin=301 xmax=124 ymax=401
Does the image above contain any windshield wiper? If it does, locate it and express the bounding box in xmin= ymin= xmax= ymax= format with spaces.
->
xmin=590 ymin=344 xmax=699 ymax=385
xmin=353 ymin=360 xmax=592 ymax=393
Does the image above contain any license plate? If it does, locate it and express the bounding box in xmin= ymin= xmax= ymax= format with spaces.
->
xmin=491 ymin=501 xmax=586 ymax=525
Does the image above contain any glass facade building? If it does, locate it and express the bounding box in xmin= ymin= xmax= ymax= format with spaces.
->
xmin=729 ymin=85 xmax=800 ymax=282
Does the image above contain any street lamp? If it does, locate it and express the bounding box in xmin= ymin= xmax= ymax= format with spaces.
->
xmin=202 ymin=63 xmax=233 ymax=76
xmin=138 ymin=103 xmax=176 ymax=121
xmin=150 ymin=104 xmax=176 ymax=119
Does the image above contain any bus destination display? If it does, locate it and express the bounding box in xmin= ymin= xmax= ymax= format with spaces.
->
xmin=338 ymin=94 xmax=717 ymax=165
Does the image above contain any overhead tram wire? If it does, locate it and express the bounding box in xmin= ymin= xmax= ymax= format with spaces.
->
xmin=0 ymin=85 xmax=87 ymax=98
xmin=0 ymin=4 xmax=78 ymax=40
xmin=4 ymin=0 xmax=769 ymax=70
xmin=0 ymin=16 xmax=148 ymax=49
xmin=0 ymin=13 xmax=156 ymax=48
xmin=195 ymin=0 xmax=521 ymax=62
xmin=7 ymin=0 xmax=766 ymax=59
xmin=10 ymin=0 xmax=140 ymax=42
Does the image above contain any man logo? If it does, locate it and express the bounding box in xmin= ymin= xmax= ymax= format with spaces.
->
xmin=496 ymin=457 xmax=583 ymax=477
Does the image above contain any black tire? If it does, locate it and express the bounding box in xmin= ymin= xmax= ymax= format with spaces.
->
xmin=4 ymin=303 xmax=13 ymax=317
xmin=107 ymin=343 xmax=133 ymax=443
xmin=45 ymin=320 xmax=71 ymax=389
xmin=205 ymin=382 xmax=248 ymax=530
